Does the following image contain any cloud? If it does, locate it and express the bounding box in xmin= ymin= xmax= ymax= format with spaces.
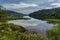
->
xmin=51 ymin=3 xmax=60 ymax=7
xmin=1 ymin=0 xmax=59 ymax=14
xmin=28 ymin=0 xmax=55 ymax=4
xmin=2 ymin=2 xmax=38 ymax=9
xmin=16 ymin=9 xmax=40 ymax=14
xmin=48 ymin=0 xmax=55 ymax=2
xmin=44 ymin=7 xmax=52 ymax=9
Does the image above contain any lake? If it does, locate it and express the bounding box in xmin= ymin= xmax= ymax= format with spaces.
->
xmin=8 ymin=16 xmax=54 ymax=36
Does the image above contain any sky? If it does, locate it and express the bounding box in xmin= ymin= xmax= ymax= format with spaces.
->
xmin=0 ymin=0 xmax=60 ymax=14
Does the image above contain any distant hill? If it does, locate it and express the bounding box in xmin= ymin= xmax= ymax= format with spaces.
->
xmin=29 ymin=7 xmax=60 ymax=19
xmin=3 ymin=10 xmax=27 ymax=17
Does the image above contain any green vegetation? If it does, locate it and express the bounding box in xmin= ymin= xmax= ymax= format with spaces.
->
xmin=0 ymin=6 xmax=7 ymax=18
xmin=0 ymin=6 xmax=44 ymax=40
xmin=0 ymin=6 xmax=29 ymax=21
xmin=0 ymin=17 xmax=30 ymax=20
xmin=29 ymin=7 xmax=60 ymax=40
xmin=0 ymin=23 xmax=45 ymax=40
xmin=29 ymin=7 xmax=60 ymax=19
xmin=46 ymin=24 xmax=60 ymax=40
xmin=3 ymin=10 xmax=27 ymax=17
xmin=29 ymin=7 xmax=60 ymax=23
xmin=1 ymin=5 xmax=60 ymax=40
xmin=45 ymin=19 xmax=60 ymax=23
xmin=0 ymin=23 xmax=26 ymax=32
xmin=0 ymin=6 xmax=8 ymax=23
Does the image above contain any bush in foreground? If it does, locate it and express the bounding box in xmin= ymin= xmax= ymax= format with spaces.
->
xmin=0 ymin=23 xmax=44 ymax=40
xmin=46 ymin=24 xmax=60 ymax=40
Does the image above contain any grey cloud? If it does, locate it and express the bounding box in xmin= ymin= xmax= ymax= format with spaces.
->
xmin=1 ymin=0 xmax=60 ymax=14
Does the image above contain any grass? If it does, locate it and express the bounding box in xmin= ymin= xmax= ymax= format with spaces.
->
xmin=0 ymin=17 xmax=30 ymax=20
xmin=0 ymin=23 xmax=45 ymax=40
xmin=46 ymin=24 xmax=60 ymax=40
xmin=45 ymin=19 xmax=60 ymax=23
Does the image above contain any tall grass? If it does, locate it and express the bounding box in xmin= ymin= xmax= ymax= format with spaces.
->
xmin=0 ymin=23 xmax=44 ymax=40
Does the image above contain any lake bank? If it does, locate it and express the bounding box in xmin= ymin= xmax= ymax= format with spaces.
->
xmin=8 ymin=16 xmax=54 ymax=37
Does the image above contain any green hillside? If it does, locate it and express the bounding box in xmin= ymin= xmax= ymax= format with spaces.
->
xmin=3 ymin=10 xmax=27 ymax=17
xmin=0 ymin=6 xmax=44 ymax=40
xmin=29 ymin=7 xmax=60 ymax=20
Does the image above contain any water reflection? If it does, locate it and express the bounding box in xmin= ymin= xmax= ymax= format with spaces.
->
xmin=8 ymin=16 xmax=53 ymax=36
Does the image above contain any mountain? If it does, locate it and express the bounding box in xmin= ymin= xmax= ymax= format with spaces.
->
xmin=29 ymin=7 xmax=60 ymax=19
xmin=3 ymin=10 xmax=27 ymax=17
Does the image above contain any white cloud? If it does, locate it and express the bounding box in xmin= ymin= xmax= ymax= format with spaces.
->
xmin=51 ymin=3 xmax=60 ymax=7
xmin=16 ymin=9 xmax=40 ymax=14
xmin=44 ymin=7 xmax=52 ymax=9
xmin=2 ymin=2 xmax=38 ymax=9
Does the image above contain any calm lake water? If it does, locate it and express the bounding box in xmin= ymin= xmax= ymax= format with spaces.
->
xmin=8 ymin=16 xmax=54 ymax=36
